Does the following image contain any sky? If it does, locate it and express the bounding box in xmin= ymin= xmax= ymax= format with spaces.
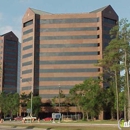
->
xmin=0 ymin=0 xmax=130 ymax=41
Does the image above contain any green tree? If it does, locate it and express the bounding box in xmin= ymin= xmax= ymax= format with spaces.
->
xmin=102 ymin=85 xmax=116 ymax=120
xmin=51 ymin=89 xmax=66 ymax=113
xmin=0 ymin=92 xmax=20 ymax=118
xmin=0 ymin=92 xmax=8 ymax=116
xmin=119 ymin=19 xmax=130 ymax=120
xmin=27 ymin=96 xmax=41 ymax=117
xmin=69 ymin=78 xmax=102 ymax=120
xmin=8 ymin=93 xmax=20 ymax=117
xmin=98 ymin=18 xmax=130 ymax=121
xmin=98 ymin=22 xmax=122 ymax=120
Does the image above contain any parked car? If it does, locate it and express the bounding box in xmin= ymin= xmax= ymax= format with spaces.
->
xmin=14 ymin=116 xmax=23 ymax=121
xmin=43 ymin=117 xmax=53 ymax=121
xmin=4 ymin=116 xmax=13 ymax=121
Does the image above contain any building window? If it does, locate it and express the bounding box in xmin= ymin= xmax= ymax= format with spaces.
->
xmin=23 ymin=45 xmax=33 ymax=50
xmin=22 ymin=53 xmax=32 ymax=59
xmin=22 ymin=86 xmax=32 ymax=90
xmin=39 ymin=51 xmax=99 ymax=56
xmin=40 ymin=35 xmax=99 ymax=40
xmin=38 ymin=85 xmax=72 ymax=90
xmin=103 ymin=17 xmax=116 ymax=25
xmin=39 ymin=68 xmax=99 ymax=73
xmin=40 ymin=43 xmax=99 ymax=48
xmin=39 ymin=60 xmax=98 ymax=64
xmin=23 ymin=29 xmax=33 ymax=35
xmin=38 ymin=77 xmax=97 ymax=81
xmin=22 ymin=77 xmax=32 ymax=82
xmin=6 ymin=40 xmax=17 ymax=44
xmin=22 ymin=61 xmax=32 ymax=66
xmin=0 ymin=40 xmax=3 ymax=43
xmin=22 ymin=69 xmax=32 ymax=74
xmin=23 ymin=37 xmax=33 ymax=43
xmin=23 ymin=20 xmax=33 ymax=27
xmin=40 ymin=18 xmax=99 ymax=24
xmin=40 ymin=27 xmax=99 ymax=32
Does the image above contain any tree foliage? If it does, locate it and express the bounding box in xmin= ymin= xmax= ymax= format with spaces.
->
xmin=69 ymin=78 xmax=103 ymax=120
xmin=0 ymin=92 xmax=20 ymax=118
xmin=27 ymin=95 xmax=42 ymax=117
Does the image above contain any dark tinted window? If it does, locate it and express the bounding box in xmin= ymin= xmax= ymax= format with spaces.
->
xmin=22 ymin=69 xmax=32 ymax=74
xmin=39 ymin=60 xmax=98 ymax=64
xmin=5 ymin=57 xmax=16 ymax=61
xmin=39 ymin=68 xmax=99 ymax=73
xmin=40 ymin=35 xmax=98 ymax=40
xmin=39 ymin=77 xmax=97 ymax=81
xmin=39 ymin=85 xmax=72 ymax=90
xmin=39 ymin=51 xmax=99 ymax=56
xmin=23 ymin=45 xmax=33 ymax=50
xmin=23 ymin=20 xmax=33 ymax=27
xmin=40 ymin=43 xmax=99 ymax=48
xmin=40 ymin=18 xmax=99 ymax=24
xmin=5 ymin=62 xmax=16 ymax=66
xmin=103 ymin=17 xmax=116 ymax=24
xmin=23 ymin=37 xmax=33 ymax=43
xmin=23 ymin=29 xmax=33 ymax=35
xmin=22 ymin=61 xmax=32 ymax=66
xmin=5 ymin=40 xmax=17 ymax=44
xmin=40 ymin=27 xmax=98 ymax=32
xmin=22 ymin=86 xmax=32 ymax=90
xmin=0 ymin=40 xmax=2 ymax=43
xmin=22 ymin=77 xmax=32 ymax=82
xmin=4 ymin=68 xmax=15 ymax=71
xmin=22 ymin=53 xmax=32 ymax=58
xmin=39 ymin=94 xmax=65 ymax=98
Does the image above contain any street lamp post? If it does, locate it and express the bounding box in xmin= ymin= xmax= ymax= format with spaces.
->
xmin=58 ymin=84 xmax=61 ymax=123
xmin=30 ymin=90 xmax=33 ymax=117
xmin=59 ymin=84 xmax=61 ymax=113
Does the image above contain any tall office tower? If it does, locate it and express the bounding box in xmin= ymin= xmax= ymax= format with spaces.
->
xmin=0 ymin=31 xmax=18 ymax=93
xmin=21 ymin=5 xmax=118 ymax=114
xmin=17 ymin=42 xmax=21 ymax=93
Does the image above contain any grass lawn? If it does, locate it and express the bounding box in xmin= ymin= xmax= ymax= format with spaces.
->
xmin=1 ymin=120 xmax=130 ymax=130
xmin=5 ymin=124 xmax=130 ymax=130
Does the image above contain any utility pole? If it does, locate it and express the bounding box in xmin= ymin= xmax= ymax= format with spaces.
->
xmin=58 ymin=84 xmax=61 ymax=123
xmin=30 ymin=90 xmax=33 ymax=117
xmin=59 ymin=84 xmax=61 ymax=113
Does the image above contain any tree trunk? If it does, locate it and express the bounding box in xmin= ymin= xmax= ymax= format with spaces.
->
xmin=82 ymin=111 xmax=85 ymax=120
xmin=86 ymin=112 xmax=89 ymax=121
xmin=124 ymin=104 xmax=127 ymax=121
xmin=124 ymin=50 xmax=130 ymax=120
xmin=115 ymin=70 xmax=119 ymax=120
xmin=111 ymin=110 xmax=114 ymax=120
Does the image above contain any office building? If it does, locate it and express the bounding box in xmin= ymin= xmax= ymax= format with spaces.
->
xmin=21 ymin=5 xmax=118 ymax=115
xmin=0 ymin=31 xmax=18 ymax=93
xmin=17 ymin=42 xmax=21 ymax=93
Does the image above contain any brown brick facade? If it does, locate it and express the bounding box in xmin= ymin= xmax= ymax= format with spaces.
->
xmin=21 ymin=5 xmax=118 ymax=118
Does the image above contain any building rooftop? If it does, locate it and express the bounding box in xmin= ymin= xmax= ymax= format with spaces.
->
xmin=90 ymin=5 xmax=109 ymax=13
xmin=29 ymin=5 xmax=110 ymax=15
xmin=30 ymin=8 xmax=52 ymax=15
xmin=0 ymin=31 xmax=12 ymax=37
